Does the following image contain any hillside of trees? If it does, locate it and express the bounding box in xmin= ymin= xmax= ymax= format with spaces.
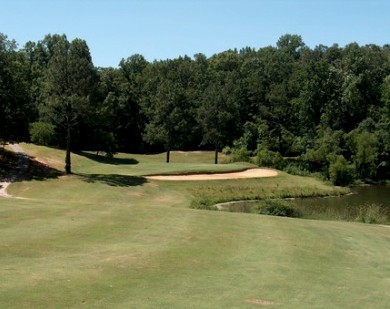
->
xmin=1 ymin=33 xmax=389 ymax=183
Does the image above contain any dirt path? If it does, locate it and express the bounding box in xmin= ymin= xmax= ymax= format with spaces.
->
xmin=0 ymin=144 xmax=29 ymax=198
xmin=146 ymin=168 xmax=278 ymax=181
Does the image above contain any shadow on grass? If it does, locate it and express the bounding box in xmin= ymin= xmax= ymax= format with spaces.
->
xmin=21 ymin=156 xmax=64 ymax=181
xmin=1 ymin=148 xmax=145 ymax=187
xmin=77 ymin=173 xmax=147 ymax=187
xmin=76 ymin=151 xmax=139 ymax=165
xmin=0 ymin=148 xmax=19 ymax=180
xmin=0 ymin=148 xmax=63 ymax=182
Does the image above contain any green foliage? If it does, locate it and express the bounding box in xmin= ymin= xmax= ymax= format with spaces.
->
xmin=355 ymin=203 xmax=387 ymax=224
xmin=0 ymin=33 xmax=32 ymax=143
xmin=142 ymin=58 xmax=200 ymax=160
xmin=303 ymin=129 xmax=344 ymax=166
xmin=254 ymin=200 xmax=302 ymax=218
xmin=1 ymin=32 xmax=390 ymax=182
xmin=232 ymin=121 xmax=260 ymax=151
xmin=346 ymin=129 xmax=379 ymax=179
xmin=382 ymin=75 xmax=390 ymax=115
xmin=354 ymin=132 xmax=379 ymax=179
xmin=29 ymin=122 xmax=56 ymax=146
xmin=255 ymin=148 xmax=284 ymax=169
xmin=39 ymin=35 xmax=97 ymax=173
xmin=92 ymin=130 xmax=117 ymax=158
xmin=276 ymin=34 xmax=306 ymax=59
xmin=227 ymin=146 xmax=251 ymax=163
xmin=328 ymin=155 xmax=354 ymax=186
xmin=282 ymin=162 xmax=312 ymax=177
xmin=197 ymin=76 xmax=240 ymax=150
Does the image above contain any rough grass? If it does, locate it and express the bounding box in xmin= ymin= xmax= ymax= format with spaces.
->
xmin=220 ymin=199 xmax=390 ymax=224
xmin=189 ymin=173 xmax=350 ymax=209
xmin=1 ymin=144 xmax=389 ymax=308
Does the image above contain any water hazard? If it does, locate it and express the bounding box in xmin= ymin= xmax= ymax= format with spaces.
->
xmin=221 ymin=185 xmax=390 ymax=223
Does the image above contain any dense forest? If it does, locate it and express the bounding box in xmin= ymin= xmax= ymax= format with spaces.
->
xmin=1 ymin=33 xmax=389 ymax=183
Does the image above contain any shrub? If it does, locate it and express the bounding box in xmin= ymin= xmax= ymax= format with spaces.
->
xmin=229 ymin=147 xmax=251 ymax=163
xmin=355 ymin=203 xmax=387 ymax=224
xmin=255 ymin=148 xmax=284 ymax=169
xmin=29 ymin=122 xmax=56 ymax=146
xmin=93 ymin=130 xmax=117 ymax=158
xmin=283 ymin=163 xmax=311 ymax=176
xmin=254 ymin=200 xmax=302 ymax=218
xmin=222 ymin=146 xmax=232 ymax=155
xmin=328 ymin=155 xmax=354 ymax=186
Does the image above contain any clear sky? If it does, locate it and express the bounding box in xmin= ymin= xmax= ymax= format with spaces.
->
xmin=1 ymin=0 xmax=389 ymax=67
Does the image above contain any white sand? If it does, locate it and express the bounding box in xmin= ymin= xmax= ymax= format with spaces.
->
xmin=146 ymin=168 xmax=278 ymax=181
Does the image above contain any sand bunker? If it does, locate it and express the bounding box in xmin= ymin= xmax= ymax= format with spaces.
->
xmin=146 ymin=168 xmax=278 ymax=181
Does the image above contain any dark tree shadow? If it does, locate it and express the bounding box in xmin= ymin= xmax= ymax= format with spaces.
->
xmin=76 ymin=173 xmax=147 ymax=187
xmin=1 ymin=148 xmax=145 ymax=187
xmin=76 ymin=151 xmax=139 ymax=165
xmin=1 ymin=148 xmax=63 ymax=182
xmin=20 ymin=156 xmax=64 ymax=181
xmin=0 ymin=148 xmax=19 ymax=180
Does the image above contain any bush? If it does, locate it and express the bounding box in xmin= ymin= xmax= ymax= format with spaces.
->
xmin=222 ymin=146 xmax=232 ymax=155
xmin=283 ymin=163 xmax=312 ymax=176
xmin=328 ymin=155 xmax=354 ymax=186
xmin=255 ymin=148 xmax=284 ymax=169
xmin=254 ymin=200 xmax=302 ymax=218
xmin=92 ymin=130 xmax=117 ymax=158
xmin=29 ymin=122 xmax=56 ymax=146
xmin=229 ymin=147 xmax=251 ymax=163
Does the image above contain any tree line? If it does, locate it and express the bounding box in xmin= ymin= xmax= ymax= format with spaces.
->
xmin=1 ymin=33 xmax=389 ymax=183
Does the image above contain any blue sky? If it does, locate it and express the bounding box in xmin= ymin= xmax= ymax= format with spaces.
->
xmin=1 ymin=0 xmax=389 ymax=67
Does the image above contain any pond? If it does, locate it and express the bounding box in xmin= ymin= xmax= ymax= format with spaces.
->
xmin=221 ymin=185 xmax=390 ymax=224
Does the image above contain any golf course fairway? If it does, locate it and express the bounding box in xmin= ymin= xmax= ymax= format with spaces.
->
xmin=0 ymin=144 xmax=389 ymax=308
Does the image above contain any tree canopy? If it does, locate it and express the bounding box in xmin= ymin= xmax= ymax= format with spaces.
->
xmin=1 ymin=32 xmax=390 ymax=182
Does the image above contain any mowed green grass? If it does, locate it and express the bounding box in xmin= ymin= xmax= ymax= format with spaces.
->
xmin=1 ymin=144 xmax=389 ymax=308
xmin=20 ymin=143 xmax=254 ymax=176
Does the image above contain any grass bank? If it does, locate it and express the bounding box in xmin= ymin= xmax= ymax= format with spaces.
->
xmin=189 ymin=172 xmax=350 ymax=210
xmin=221 ymin=199 xmax=390 ymax=224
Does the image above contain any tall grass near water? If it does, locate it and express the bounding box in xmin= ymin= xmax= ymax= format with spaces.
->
xmin=190 ymin=172 xmax=350 ymax=210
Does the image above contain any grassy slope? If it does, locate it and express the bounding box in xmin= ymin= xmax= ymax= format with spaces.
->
xmin=1 ymin=144 xmax=389 ymax=308
xmin=20 ymin=144 xmax=253 ymax=176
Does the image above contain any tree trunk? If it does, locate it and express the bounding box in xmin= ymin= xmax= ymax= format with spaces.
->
xmin=214 ymin=146 xmax=218 ymax=164
xmin=166 ymin=149 xmax=170 ymax=163
xmin=65 ymin=123 xmax=72 ymax=174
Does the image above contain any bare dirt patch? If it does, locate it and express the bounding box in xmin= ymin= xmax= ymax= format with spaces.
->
xmin=245 ymin=299 xmax=281 ymax=306
xmin=146 ymin=168 xmax=278 ymax=181
xmin=0 ymin=182 xmax=11 ymax=197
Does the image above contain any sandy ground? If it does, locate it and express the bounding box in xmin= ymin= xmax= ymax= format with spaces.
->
xmin=0 ymin=182 xmax=11 ymax=197
xmin=146 ymin=168 xmax=278 ymax=181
